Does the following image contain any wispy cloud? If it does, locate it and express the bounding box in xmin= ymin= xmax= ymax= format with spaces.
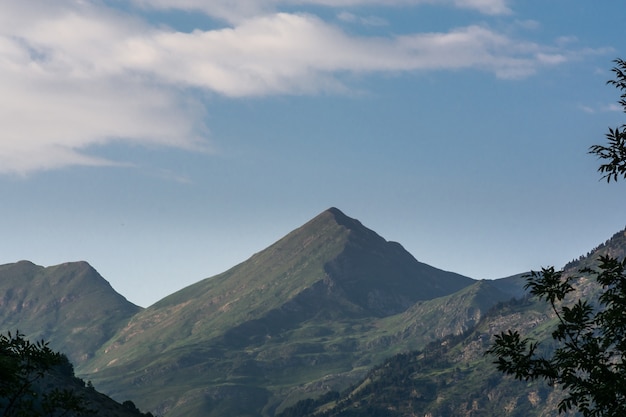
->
xmin=337 ymin=12 xmax=388 ymax=26
xmin=124 ymin=15 xmax=573 ymax=94
xmin=0 ymin=0 xmax=601 ymax=174
xmin=130 ymin=0 xmax=512 ymax=23
xmin=578 ymin=103 xmax=623 ymax=114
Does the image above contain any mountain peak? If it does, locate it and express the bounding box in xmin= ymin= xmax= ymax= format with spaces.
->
xmin=325 ymin=206 xmax=344 ymax=215
xmin=324 ymin=207 xmax=368 ymax=231
xmin=325 ymin=206 xmax=348 ymax=220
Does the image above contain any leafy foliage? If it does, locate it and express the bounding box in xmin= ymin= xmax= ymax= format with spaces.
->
xmin=589 ymin=58 xmax=626 ymax=182
xmin=489 ymin=58 xmax=626 ymax=417
xmin=487 ymin=263 xmax=626 ymax=417
xmin=0 ymin=330 xmax=93 ymax=417
xmin=0 ymin=331 xmax=156 ymax=417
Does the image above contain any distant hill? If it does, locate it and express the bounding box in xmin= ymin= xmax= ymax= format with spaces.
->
xmin=0 ymin=260 xmax=141 ymax=365
xmin=2 ymin=208 xmax=622 ymax=416
xmin=564 ymin=228 xmax=626 ymax=271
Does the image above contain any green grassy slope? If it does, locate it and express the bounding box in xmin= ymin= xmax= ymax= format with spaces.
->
xmin=276 ymin=295 xmax=570 ymax=417
xmin=79 ymin=208 xmax=478 ymax=416
xmin=0 ymin=260 xmax=141 ymax=365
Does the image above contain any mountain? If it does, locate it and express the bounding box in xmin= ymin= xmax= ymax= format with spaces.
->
xmin=279 ymin=228 xmax=626 ymax=417
xmin=277 ymin=294 xmax=565 ymax=417
xmin=86 ymin=207 xmax=473 ymax=361
xmin=78 ymin=207 xmax=478 ymax=416
xmin=4 ymin=208 xmax=618 ymax=417
xmin=0 ymin=260 xmax=141 ymax=365
xmin=275 ymin=288 xmax=568 ymax=417
xmin=367 ymin=279 xmax=516 ymax=351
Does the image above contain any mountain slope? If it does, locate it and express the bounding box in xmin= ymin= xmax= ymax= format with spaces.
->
xmin=364 ymin=279 xmax=516 ymax=354
xmin=279 ymin=227 xmax=626 ymax=417
xmin=85 ymin=208 xmax=473 ymax=370
xmin=277 ymin=297 xmax=565 ymax=417
xmin=0 ymin=260 xmax=141 ymax=365
xmin=80 ymin=208 xmax=476 ymax=416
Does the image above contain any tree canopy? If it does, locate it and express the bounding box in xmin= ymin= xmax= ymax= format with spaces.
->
xmin=487 ymin=59 xmax=626 ymax=417
xmin=0 ymin=330 xmax=93 ymax=417
xmin=589 ymin=58 xmax=626 ymax=182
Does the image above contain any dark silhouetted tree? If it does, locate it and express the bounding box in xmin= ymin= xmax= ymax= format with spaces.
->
xmin=487 ymin=59 xmax=626 ymax=417
xmin=0 ymin=331 xmax=93 ymax=417
xmin=589 ymin=58 xmax=626 ymax=182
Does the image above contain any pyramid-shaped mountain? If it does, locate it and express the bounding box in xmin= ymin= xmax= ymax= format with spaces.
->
xmin=85 ymin=208 xmax=473 ymax=368
xmin=82 ymin=208 xmax=475 ymax=416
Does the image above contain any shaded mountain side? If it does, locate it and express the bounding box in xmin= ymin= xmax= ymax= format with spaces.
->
xmin=277 ymin=227 xmax=626 ymax=417
xmin=489 ymin=272 xmax=529 ymax=300
xmin=79 ymin=208 xmax=477 ymax=416
xmin=363 ymin=280 xmax=518 ymax=353
xmin=322 ymin=208 xmax=474 ymax=316
xmin=276 ymin=295 xmax=574 ymax=417
xmin=0 ymin=261 xmax=141 ymax=365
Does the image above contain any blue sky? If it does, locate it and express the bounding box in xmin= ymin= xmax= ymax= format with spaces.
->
xmin=1 ymin=0 xmax=625 ymax=307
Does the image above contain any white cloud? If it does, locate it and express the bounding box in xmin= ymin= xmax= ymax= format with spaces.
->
xmin=578 ymin=103 xmax=623 ymax=114
xmin=0 ymin=0 xmax=594 ymax=174
xmin=579 ymin=104 xmax=595 ymax=114
xmin=120 ymin=15 xmax=575 ymax=94
xmin=0 ymin=1 xmax=209 ymax=174
xmin=452 ymin=0 xmax=511 ymax=15
xmin=605 ymin=103 xmax=623 ymax=112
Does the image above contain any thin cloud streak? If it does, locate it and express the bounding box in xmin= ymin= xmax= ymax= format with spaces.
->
xmin=337 ymin=12 xmax=388 ymax=26
xmin=130 ymin=0 xmax=512 ymax=23
xmin=0 ymin=1 xmax=599 ymax=174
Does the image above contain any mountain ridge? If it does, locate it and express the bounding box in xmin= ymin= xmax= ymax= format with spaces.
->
xmin=4 ymin=208 xmax=623 ymax=416
xmin=85 ymin=207 xmax=475 ymax=372
xmin=0 ymin=260 xmax=141 ymax=365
